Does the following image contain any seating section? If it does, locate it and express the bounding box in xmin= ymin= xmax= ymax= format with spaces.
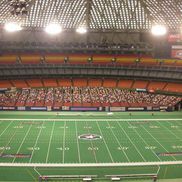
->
xmin=0 ymin=53 xmax=182 ymax=66
xmin=15 ymin=89 xmax=29 ymax=106
xmin=118 ymin=80 xmax=133 ymax=89
xmin=45 ymin=54 xmax=65 ymax=64
xmin=92 ymin=55 xmax=113 ymax=64
xmin=175 ymin=60 xmax=182 ymax=66
xmin=73 ymin=78 xmax=87 ymax=87
xmin=88 ymin=79 xmax=102 ymax=87
xmin=1 ymin=79 xmax=182 ymax=94
xmin=69 ymin=54 xmax=88 ymax=64
xmin=103 ymin=79 xmax=117 ymax=88
xmin=11 ymin=80 xmax=28 ymax=88
xmin=141 ymin=56 xmax=158 ymax=65
xmin=0 ymin=80 xmax=13 ymax=88
xmin=132 ymin=80 xmax=148 ymax=89
xmin=20 ymin=55 xmax=41 ymax=64
xmin=43 ymin=79 xmax=58 ymax=87
xmin=116 ymin=55 xmax=138 ymax=65
xmin=0 ymin=92 xmax=19 ymax=106
xmin=147 ymin=81 xmax=167 ymax=91
xmin=0 ymin=55 xmax=17 ymax=64
xmin=57 ymin=78 xmax=72 ymax=87
xmin=27 ymin=79 xmax=43 ymax=87
xmin=164 ymin=83 xmax=182 ymax=93
xmin=0 ymin=87 xmax=181 ymax=107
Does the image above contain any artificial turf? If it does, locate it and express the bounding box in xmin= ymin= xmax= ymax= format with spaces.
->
xmin=0 ymin=111 xmax=182 ymax=181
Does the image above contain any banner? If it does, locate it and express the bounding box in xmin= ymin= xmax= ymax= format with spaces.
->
xmin=47 ymin=106 xmax=52 ymax=111
xmin=152 ymin=107 xmax=160 ymax=111
xmin=171 ymin=45 xmax=182 ymax=59
xmin=105 ymin=106 xmax=109 ymax=112
xmin=128 ymin=107 xmax=144 ymax=111
xmin=171 ymin=49 xmax=182 ymax=59
xmin=17 ymin=107 xmax=26 ymax=111
xmin=0 ymin=88 xmax=8 ymax=93
xmin=2 ymin=107 xmax=16 ymax=110
xmin=99 ymin=107 xmax=103 ymax=111
xmin=0 ymin=88 xmax=8 ymax=91
xmin=136 ymin=88 xmax=147 ymax=92
xmin=168 ymin=34 xmax=182 ymax=42
xmin=148 ymin=89 xmax=155 ymax=93
xmin=147 ymin=106 xmax=152 ymax=111
xmin=52 ymin=107 xmax=61 ymax=111
xmin=70 ymin=107 xmax=98 ymax=111
xmin=62 ymin=106 xmax=69 ymax=111
xmin=110 ymin=107 xmax=126 ymax=111
xmin=30 ymin=107 xmax=47 ymax=111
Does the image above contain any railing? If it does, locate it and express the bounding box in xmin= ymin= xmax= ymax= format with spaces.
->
xmin=0 ymin=62 xmax=182 ymax=71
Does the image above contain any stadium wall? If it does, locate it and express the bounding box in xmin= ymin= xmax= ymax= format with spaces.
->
xmin=0 ymin=106 xmax=173 ymax=112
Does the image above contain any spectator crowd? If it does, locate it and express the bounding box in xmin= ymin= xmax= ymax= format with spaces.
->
xmin=0 ymin=87 xmax=181 ymax=107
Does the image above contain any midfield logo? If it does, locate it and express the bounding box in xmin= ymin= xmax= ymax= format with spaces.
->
xmin=78 ymin=134 xmax=102 ymax=140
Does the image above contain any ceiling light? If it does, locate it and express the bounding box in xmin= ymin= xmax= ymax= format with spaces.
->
xmin=76 ymin=27 xmax=87 ymax=34
xmin=151 ymin=25 xmax=167 ymax=36
xmin=9 ymin=0 xmax=31 ymax=16
xmin=4 ymin=22 xmax=22 ymax=32
xmin=45 ymin=23 xmax=62 ymax=35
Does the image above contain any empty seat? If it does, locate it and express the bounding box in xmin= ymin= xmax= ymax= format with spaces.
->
xmin=118 ymin=80 xmax=133 ymax=89
xmin=20 ymin=55 xmax=41 ymax=64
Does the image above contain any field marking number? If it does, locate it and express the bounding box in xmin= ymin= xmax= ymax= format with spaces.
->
xmin=28 ymin=147 xmax=40 ymax=151
xmin=145 ymin=146 xmax=157 ymax=150
xmin=88 ymin=147 xmax=98 ymax=151
xmin=0 ymin=146 xmax=11 ymax=150
xmin=59 ymin=126 xmax=68 ymax=129
xmin=128 ymin=126 xmax=138 ymax=129
xmin=84 ymin=126 xmax=92 ymax=129
xmin=117 ymin=147 xmax=129 ymax=150
xmin=149 ymin=126 xmax=160 ymax=129
xmin=14 ymin=126 xmax=23 ymax=129
xmin=36 ymin=126 xmax=46 ymax=129
xmin=56 ymin=147 xmax=69 ymax=151
xmin=172 ymin=146 xmax=182 ymax=149
xmin=106 ymin=126 xmax=115 ymax=129
xmin=171 ymin=126 xmax=179 ymax=128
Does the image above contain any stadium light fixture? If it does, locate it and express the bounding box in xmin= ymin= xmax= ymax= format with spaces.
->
xmin=45 ymin=23 xmax=62 ymax=35
xmin=9 ymin=0 xmax=31 ymax=16
xmin=151 ymin=25 xmax=167 ymax=36
xmin=4 ymin=22 xmax=22 ymax=32
xmin=76 ymin=27 xmax=87 ymax=34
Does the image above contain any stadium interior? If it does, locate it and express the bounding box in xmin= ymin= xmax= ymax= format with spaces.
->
xmin=0 ymin=0 xmax=182 ymax=181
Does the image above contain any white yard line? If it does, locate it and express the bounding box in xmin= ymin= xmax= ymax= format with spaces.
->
xmin=0 ymin=120 xmax=14 ymax=137
xmin=75 ymin=121 xmax=81 ymax=163
xmin=117 ymin=121 xmax=146 ymax=162
xmin=141 ymin=126 xmax=177 ymax=161
xmin=86 ymin=121 xmax=98 ymax=163
xmin=1 ymin=118 xmax=182 ymax=121
xmin=157 ymin=121 xmax=182 ymax=141
xmin=46 ymin=121 xmax=55 ymax=163
xmin=96 ymin=121 xmax=114 ymax=163
xmin=175 ymin=120 xmax=182 ymax=134
xmin=176 ymin=120 xmax=182 ymax=125
xmin=12 ymin=124 xmax=32 ymax=163
xmin=0 ymin=161 xmax=182 ymax=167
xmin=62 ymin=121 xmax=66 ymax=163
xmin=0 ymin=121 xmax=22 ymax=155
xmin=106 ymin=121 xmax=130 ymax=162
xmin=29 ymin=122 xmax=45 ymax=163
xmin=126 ymin=121 xmax=161 ymax=161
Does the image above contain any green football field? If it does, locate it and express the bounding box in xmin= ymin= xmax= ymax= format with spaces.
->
xmin=0 ymin=111 xmax=182 ymax=181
